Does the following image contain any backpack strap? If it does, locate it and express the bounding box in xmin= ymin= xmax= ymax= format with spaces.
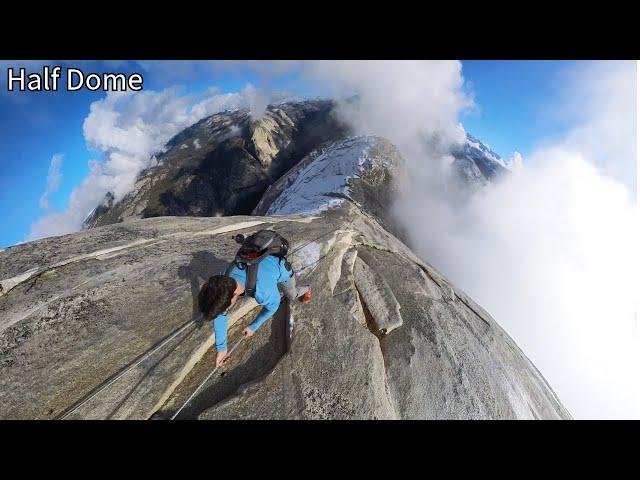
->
xmin=245 ymin=263 xmax=258 ymax=298
xmin=225 ymin=259 xmax=258 ymax=299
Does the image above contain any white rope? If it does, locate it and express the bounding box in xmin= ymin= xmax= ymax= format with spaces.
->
xmin=60 ymin=319 xmax=197 ymax=419
xmin=61 ymin=220 xmax=353 ymax=420
xmin=170 ymin=336 xmax=245 ymax=420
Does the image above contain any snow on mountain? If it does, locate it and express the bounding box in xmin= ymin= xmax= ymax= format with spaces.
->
xmin=83 ymin=99 xmax=513 ymax=231
xmin=451 ymin=133 xmax=510 ymax=185
xmin=505 ymin=151 xmax=523 ymax=170
xmin=466 ymin=135 xmax=506 ymax=167
xmin=264 ymin=136 xmax=389 ymax=216
xmin=84 ymin=100 xmax=348 ymax=229
xmin=259 ymin=131 xmax=510 ymax=224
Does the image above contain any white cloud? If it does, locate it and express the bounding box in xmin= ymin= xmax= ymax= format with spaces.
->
xmin=38 ymin=153 xmax=63 ymax=209
xmin=296 ymin=60 xmax=638 ymax=418
xmin=242 ymin=83 xmax=270 ymax=120
xmin=386 ymin=60 xmax=638 ymax=418
xmin=302 ymin=60 xmax=471 ymax=156
xmin=26 ymin=84 xmax=278 ymax=241
xmin=408 ymin=148 xmax=638 ymax=419
xmin=505 ymin=151 xmax=523 ymax=170
xmin=546 ymin=61 xmax=637 ymax=194
xmin=22 ymin=60 xmax=639 ymax=419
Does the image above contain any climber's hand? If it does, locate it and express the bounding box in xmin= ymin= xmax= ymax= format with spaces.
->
xmin=216 ymin=351 xmax=229 ymax=368
xmin=243 ymin=327 xmax=254 ymax=338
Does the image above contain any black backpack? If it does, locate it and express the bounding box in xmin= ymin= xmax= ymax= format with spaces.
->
xmin=224 ymin=229 xmax=290 ymax=298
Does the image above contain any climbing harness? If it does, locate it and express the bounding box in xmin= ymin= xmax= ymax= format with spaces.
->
xmin=170 ymin=336 xmax=245 ymax=420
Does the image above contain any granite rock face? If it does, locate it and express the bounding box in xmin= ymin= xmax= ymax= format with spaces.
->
xmin=253 ymin=135 xmax=408 ymax=238
xmin=0 ymin=106 xmax=569 ymax=420
xmin=0 ymin=205 xmax=570 ymax=419
xmin=451 ymin=133 xmax=510 ymax=188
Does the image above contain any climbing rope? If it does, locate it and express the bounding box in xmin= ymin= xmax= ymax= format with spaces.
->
xmin=59 ymin=214 xmax=359 ymax=420
xmin=289 ymin=215 xmax=358 ymax=276
xmin=59 ymin=317 xmax=198 ymax=420
xmin=296 ymin=250 xmax=332 ymax=277
xmin=170 ymin=336 xmax=245 ymax=420
xmin=288 ymin=215 xmax=355 ymax=256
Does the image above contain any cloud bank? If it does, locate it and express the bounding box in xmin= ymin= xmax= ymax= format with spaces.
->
xmin=25 ymin=60 xmax=638 ymax=418
xmin=546 ymin=61 xmax=637 ymax=195
xmin=294 ymin=60 xmax=638 ymax=418
xmin=38 ymin=153 xmax=63 ymax=209
xmin=27 ymin=84 xmax=283 ymax=241
xmin=435 ymin=61 xmax=637 ymax=419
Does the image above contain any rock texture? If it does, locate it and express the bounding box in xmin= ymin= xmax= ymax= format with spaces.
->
xmin=84 ymin=101 xmax=508 ymax=229
xmin=253 ymin=135 xmax=408 ymax=238
xmin=84 ymin=100 xmax=349 ymax=228
xmin=0 ymin=208 xmax=570 ymax=420
xmin=451 ymin=133 xmax=510 ymax=187
xmin=0 ymin=104 xmax=569 ymax=420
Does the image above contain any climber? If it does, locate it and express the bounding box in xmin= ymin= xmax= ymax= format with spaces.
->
xmin=198 ymin=230 xmax=312 ymax=368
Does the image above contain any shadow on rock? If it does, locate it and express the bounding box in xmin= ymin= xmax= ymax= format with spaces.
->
xmin=178 ymin=250 xmax=229 ymax=329
xmin=172 ymin=300 xmax=290 ymax=419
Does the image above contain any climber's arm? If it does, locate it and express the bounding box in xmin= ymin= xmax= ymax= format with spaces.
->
xmin=213 ymin=313 xmax=229 ymax=352
xmin=246 ymin=294 xmax=281 ymax=334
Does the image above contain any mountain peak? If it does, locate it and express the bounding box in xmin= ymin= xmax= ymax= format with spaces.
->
xmin=84 ymin=102 xmax=512 ymax=231
xmin=0 ymin=98 xmax=571 ymax=420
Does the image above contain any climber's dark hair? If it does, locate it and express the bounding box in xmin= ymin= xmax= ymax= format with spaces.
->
xmin=198 ymin=275 xmax=237 ymax=319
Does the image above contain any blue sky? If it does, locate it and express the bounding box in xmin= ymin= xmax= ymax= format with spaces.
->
xmin=0 ymin=60 xmax=581 ymax=247
xmin=460 ymin=60 xmax=575 ymax=157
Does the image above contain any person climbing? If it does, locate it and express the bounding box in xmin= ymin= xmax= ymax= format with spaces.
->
xmin=198 ymin=230 xmax=312 ymax=368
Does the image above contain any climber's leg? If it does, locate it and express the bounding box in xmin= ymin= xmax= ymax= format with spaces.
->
xmin=279 ymin=272 xmax=310 ymax=301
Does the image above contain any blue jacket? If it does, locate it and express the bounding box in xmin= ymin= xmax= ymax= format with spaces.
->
xmin=213 ymin=255 xmax=293 ymax=351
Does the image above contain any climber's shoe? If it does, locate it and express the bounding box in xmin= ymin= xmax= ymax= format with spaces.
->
xmin=300 ymin=289 xmax=313 ymax=304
